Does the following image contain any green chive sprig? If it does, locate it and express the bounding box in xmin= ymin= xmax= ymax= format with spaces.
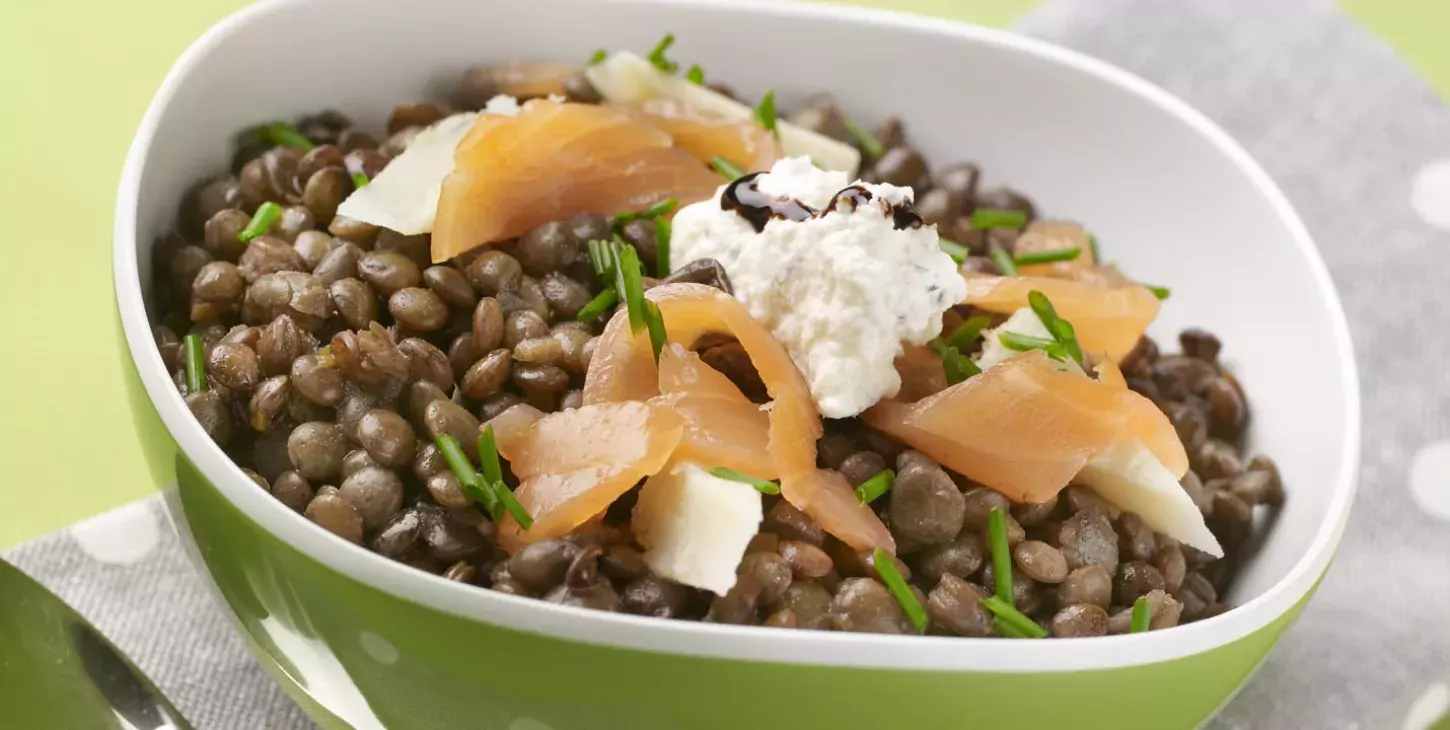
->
xmin=576 ymin=287 xmax=618 ymax=322
xmin=988 ymin=247 xmax=1019 ymax=277
xmin=1027 ymin=290 xmax=1084 ymax=364
xmin=712 ymin=156 xmax=745 ymax=180
xmin=1143 ymin=283 xmax=1171 ymax=300
xmin=261 ymin=121 xmax=315 ymax=151
xmin=686 ymin=65 xmax=705 ymax=85
xmin=753 ymin=90 xmax=779 ymax=139
xmin=1089 ymin=234 xmax=1102 ymax=263
xmin=980 ymin=595 xmax=1048 ymax=638
xmin=938 ymin=237 xmax=969 ymax=264
xmin=434 ymin=433 xmax=499 ymax=517
xmin=854 ymin=469 xmax=895 ymax=504
xmin=941 ymin=345 xmax=980 ymax=385
xmin=1014 ymin=247 xmax=1081 ymax=266
xmin=872 ymin=547 xmax=927 ymax=633
xmin=607 ymin=240 xmax=667 ymax=361
xmin=988 ymin=507 xmax=1014 ymax=606
xmin=1131 ymin=595 xmax=1151 ymax=633
xmin=928 ymin=338 xmax=981 ymax=385
xmin=708 ymin=467 xmax=779 ymax=495
xmin=970 ymin=208 xmax=1028 ymax=230
xmin=612 ymin=198 xmax=678 ymax=230
xmin=183 ymin=333 xmax=206 ymax=393
xmin=998 ymin=331 xmax=1069 ymax=362
xmin=647 ymin=33 xmax=679 ymax=73
xmin=946 ymin=316 xmax=992 ymax=351
xmin=239 ymin=202 xmax=282 ymax=243
xmin=654 ymin=215 xmax=672 ymax=278
xmin=351 ymin=172 xmax=370 ymax=189
xmin=588 ymin=49 xmax=607 ymax=65
xmin=479 ymin=426 xmax=532 ymax=530
xmin=843 ymin=117 xmax=885 ymax=158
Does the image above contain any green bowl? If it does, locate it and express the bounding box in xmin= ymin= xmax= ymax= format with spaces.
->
xmin=113 ymin=1 xmax=1361 ymax=727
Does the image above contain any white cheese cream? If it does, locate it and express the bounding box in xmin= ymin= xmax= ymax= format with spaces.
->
xmin=670 ymin=157 xmax=966 ymax=418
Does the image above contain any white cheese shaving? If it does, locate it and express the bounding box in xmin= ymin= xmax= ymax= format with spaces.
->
xmin=632 ymin=461 xmax=764 ymax=595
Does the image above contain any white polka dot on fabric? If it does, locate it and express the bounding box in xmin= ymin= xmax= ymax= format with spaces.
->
xmin=1402 ymin=682 xmax=1450 ymax=730
xmin=1409 ymin=440 xmax=1450 ymax=521
xmin=508 ymin=718 xmax=556 ymax=730
xmin=1410 ymin=159 xmax=1450 ymax=231
xmin=358 ymin=631 xmax=398 ymax=665
xmin=68 ymin=500 xmax=160 ymax=565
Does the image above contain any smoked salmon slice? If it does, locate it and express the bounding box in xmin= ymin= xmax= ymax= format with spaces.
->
xmin=650 ymin=344 xmax=776 ymax=478
xmin=864 ymin=350 xmax=1128 ymax=503
xmin=962 ymin=275 xmax=1160 ymax=363
xmin=585 ymin=283 xmax=895 ymax=554
xmin=431 ymin=99 xmax=722 ymax=262
xmin=1094 ymin=360 xmax=1189 ymax=478
xmin=496 ymin=401 xmax=683 ymax=551
xmin=637 ymin=98 xmax=782 ymax=173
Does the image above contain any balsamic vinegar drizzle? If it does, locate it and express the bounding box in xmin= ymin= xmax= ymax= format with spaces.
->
xmin=721 ymin=176 xmax=925 ymax=233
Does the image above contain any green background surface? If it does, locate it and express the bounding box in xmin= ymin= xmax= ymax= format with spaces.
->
xmin=0 ymin=0 xmax=1444 ymax=550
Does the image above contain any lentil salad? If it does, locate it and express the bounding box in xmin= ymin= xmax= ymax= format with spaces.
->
xmin=148 ymin=38 xmax=1284 ymax=639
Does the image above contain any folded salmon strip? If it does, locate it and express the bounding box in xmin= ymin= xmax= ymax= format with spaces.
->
xmin=962 ymin=274 xmax=1160 ymax=363
xmin=585 ymin=283 xmax=895 ymax=554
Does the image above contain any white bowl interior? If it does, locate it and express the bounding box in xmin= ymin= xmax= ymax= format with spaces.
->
xmin=119 ymin=0 xmax=1357 ymax=669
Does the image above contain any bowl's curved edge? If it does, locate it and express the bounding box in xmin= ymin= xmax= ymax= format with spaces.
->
xmin=112 ymin=0 xmax=1361 ymax=674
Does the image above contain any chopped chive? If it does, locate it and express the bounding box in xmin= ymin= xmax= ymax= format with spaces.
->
xmin=938 ymin=237 xmax=969 ymax=264
xmin=587 ymin=239 xmax=614 ymax=280
xmin=708 ymin=467 xmax=779 ymax=495
xmin=494 ymin=483 xmax=533 ymax=530
xmin=183 ymin=333 xmax=206 ymax=393
xmin=854 ymin=469 xmax=895 ymax=504
xmin=477 ymin=425 xmax=503 ymax=487
xmin=970 ymin=208 xmax=1028 ymax=230
xmin=238 ymin=202 xmax=282 ymax=243
xmin=1027 ymin=290 xmax=1084 ymax=364
xmin=987 ymin=247 xmax=1019 ymax=277
xmin=753 ymin=90 xmax=779 ymax=139
xmin=946 ymin=316 xmax=992 ymax=350
xmin=997 ymin=331 xmax=1067 ymax=361
xmin=613 ymin=198 xmax=679 ymax=229
xmin=351 ymin=172 xmax=370 ymax=189
xmin=262 ymin=121 xmax=316 ymax=151
xmin=576 ymin=287 xmax=618 ymax=322
xmin=654 ymin=215 xmax=672 ymax=278
xmin=1131 ymin=595 xmax=1151 ymax=633
xmin=1089 ymin=233 xmax=1102 ymax=263
xmin=613 ymin=242 xmax=648 ymax=333
xmin=686 ymin=64 xmax=705 ymax=85
xmin=1014 ymin=247 xmax=1081 ymax=266
xmin=711 ymin=155 xmax=745 ymax=180
xmin=646 ymin=33 xmax=678 ymax=73
xmin=988 ymin=507 xmax=1014 ymax=606
xmin=644 ymin=300 xmax=667 ymax=362
xmin=1143 ymin=283 xmax=1171 ymax=300
xmin=980 ymin=595 xmax=1049 ymax=638
xmin=588 ymin=49 xmax=608 ymax=65
xmin=998 ymin=331 xmax=1056 ymax=351
xmin=994 ymin=617 xmax=1029 ymax=639
xmin=872 ymin=547 xmax=928 ymax=633
xmin=843 ymin=116 xmax=885 ymax=158
xmin=434 ymin=434 xmax=499 ymax=517
xmin=942 ymin=346 xmax=979 ymax=385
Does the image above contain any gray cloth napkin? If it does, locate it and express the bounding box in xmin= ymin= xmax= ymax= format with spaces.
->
xmin=9 ymin=0 xmax=1450 ymax=727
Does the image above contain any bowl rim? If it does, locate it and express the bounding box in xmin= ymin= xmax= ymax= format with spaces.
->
xmin=113 ymin=0 xmax=1361 ymax=672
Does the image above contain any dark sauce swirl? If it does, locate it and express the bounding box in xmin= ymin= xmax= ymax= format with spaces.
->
xmin=722 ymin=176 xmax=926 ymax=233
xmin=721 ymin=172 xmax=817 ymax=233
